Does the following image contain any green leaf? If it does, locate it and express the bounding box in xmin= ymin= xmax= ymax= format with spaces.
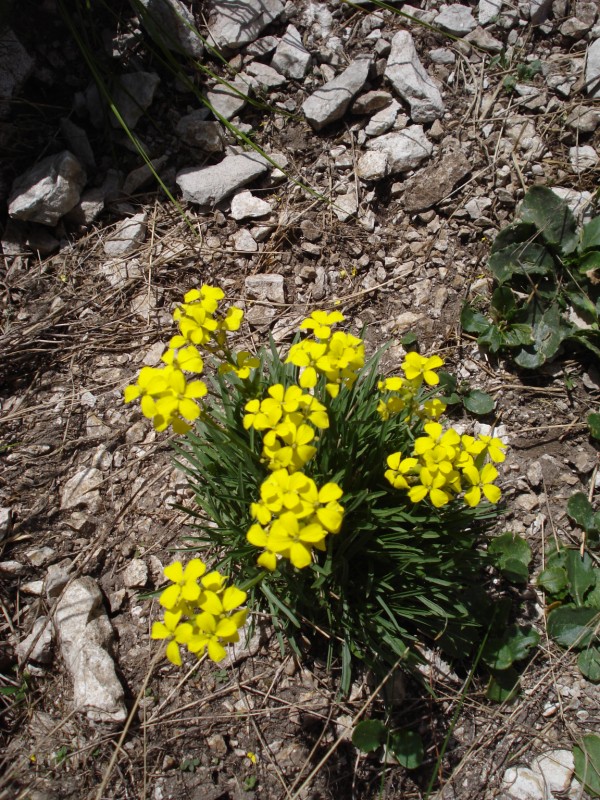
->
xmin=519 ymin=185 xmax=579 ymax=255
xmin=461 ymin=304 xmax=491 ymax=335
xmin=352 ymin=720 xmax=387 ymax=753
xmin=502 ymin=324 xmax=534 ymax=348
xmin=389 ymin=730 xmax=424 ymax=769
xmin=483 ymin=624 xmax=539 ymax=670
xmin=488 ymin=242 xmax=556 ymax=284
xmin=588 ymin=414 xmax=600 ymax=441
xmin=587 ymin=582 xmax=600 ymax=610
xmin=490 ymin=286 xmax=517 ymax=318
xmin=400 ymin=332 xmax=418 ymax=347
xmin=489 ymin=532 xmax=532 ymax=584
xmin=534 ymin=304 xmax=569 ymax=360
xmin=546 ymin=606 xmax=599 ymax=650
xmin=486 ymin=667 xmax=520 ymax=703
xmin=478 ymin=324 xmax=505 ymax=353
xmin=565 ymin=550 xmax=596 ymax=607
xmin=578 ymin=647 xmax=600 ymax=682
xmin=581 ymin=217 xmax=600 ymax=252
xmin=574 ymin=734 xmax=600 ymax=796
xmin=537 ymin=565 xmax=569 ymax=596
xmin=491 ymin=222 xmax=537 ymax=252
xmin=463 ymin=390 xmax=495 ymax=415
xmin=568 ymin=492 xmax=595 ymax=532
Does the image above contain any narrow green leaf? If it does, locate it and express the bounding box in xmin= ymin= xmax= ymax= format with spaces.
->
xmin=578 ymin=647 xmax=600 ymax=682
xmin=463 ymin=390 xmax=495 ymax=415
xmin=352 ymin=720 xmax=387 ymax=753
xmin=546 ymin=606 xmax=599 ymax=650
xmin=573 ymin=734 xmax=600 ymax=796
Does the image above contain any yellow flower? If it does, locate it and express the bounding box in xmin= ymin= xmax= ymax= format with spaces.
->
xmin=268 ymin=512 xmax=327 ymax=569
xmin=151 ymin=609 xmax=194 ymax=666
xmin=401 ymin=353 xmax=444 ymax=386
xmin=299 ymin=310 xmax=345 ymax=339
xmin=462 ymin=463 xmax=501 ymax=507
xmin=161 ymin=345 xmax=204 ymax=374
xmin=476 ymin=434 xmax=507 ymax=463
xmin=384 ymin=453 xmax=418 ymax=490
xmin=159 ymin=559 xmax=206 ymax=609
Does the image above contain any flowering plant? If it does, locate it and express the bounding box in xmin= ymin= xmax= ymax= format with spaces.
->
xmin=125 ymin=285 xmax=509 ymax=689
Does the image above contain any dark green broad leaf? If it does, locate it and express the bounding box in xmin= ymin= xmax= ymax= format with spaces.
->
xmin=490 ymin=286 xmax=517 ymax=318
xmin=491 ymin=222 xmax=537 ymax=253
xmin=581 ymin=217 xmax=600 ymax=253
xmin=463 ymin=390 xmax=495 ymax=415
xmin=437 ymin=371 xmax=461 ymax=405
xmin=519 ymin=185 xmax=579 ymax=255
xmin=574 ymin=733 xmax=600 ymax=797
xmin=579 ymin=647 xmax=600 ymax=682
xmin=489 ymin=242 xmax=556 ymax=285
xmin=515 ymin=305 xmax=569 ymax=367
xmin=486 ymin=667 xmax=520 ymax=703
xmin=537 ymin=565 xmax=569 ymax=597
xmin=400 ymin=331 xmax=418 ymax=347
xmin=568 ymin=492 xmax=595 ymax=532
xmin=587 ymin=583 xmax=600 ymax=609
xmin=478 ymin=324 xmax=505 ymax=353
xmin=489 ymin=532 xmax=532 ymax=584
xmin=502 ymin=324 xmax=534 ymax=348
xmin=546 ymin=606 xmax=600 ymax=650
xmin=461 ymin=304 xmax=491 ymax=334
xmin=352 ymin=720 xmax=387 ymax=753
xmin=483 ymin=624 xmax=539 ymax=670
xmin=567 ymin=288 xmax=598 ymax=321
xmin=588 ymin=413 xmax=600 ymax=441
xmin=565 ymin=550 xmax=596 ymax=607
xmin=389 ymin=730 xmax=424 ymax=769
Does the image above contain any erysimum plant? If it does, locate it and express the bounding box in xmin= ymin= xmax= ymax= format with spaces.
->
xmin=125 ymin=284 xmax=517 ymax=693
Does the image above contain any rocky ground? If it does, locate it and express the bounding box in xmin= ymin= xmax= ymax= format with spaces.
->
xmin=1 ymin=0 xmax=600 ymax=798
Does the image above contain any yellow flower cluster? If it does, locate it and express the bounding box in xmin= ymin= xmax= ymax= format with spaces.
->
xmin=377 ymin=353 xmax=446 ymax=422
xmin=124 ymin=285 xmax=254 ymax=433
xmin=385 ymin=423 xmax=506 ymax=508
xmin=247 ymin=469 xmax=344 ymax=569
xmin=285 ymin=310 xmax=365 ymax=398
xmin=151 ymin=558 xmax=247 ymax=665
xmin=243 ymin=383 xmax=330 ymax=472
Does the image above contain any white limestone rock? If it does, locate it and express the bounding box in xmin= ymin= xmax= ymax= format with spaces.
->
xmin=233 ymin=228 xmax=258 ymax=252
xmin=0 ymin=28 xmax=34 ymax=119
xmin=122 ymin=559 xmax=149 ymax=589
xmin=103 ymin=212 xmax=148 ymax=256
xmin=550 ymin=188 xmax=593 ymax=222
xmin=569 ymin=144 xmax=598 ymax=173
xmin=533 ymin=749 xmax=574 ymax=795
xmin=176 ymin=114 xmax=224 ymax=151
xmin=207 ymin=74 xmax=255 ymax=120
xmin=302 ymin=57 xmax=371 ymax=131
xmin=365 ymin=126 xmax=433 ymax=174
xmin=586 ymin=38 xmax=600 ymax=99
xmin=16 ymin=616 xmax=54 ymax=664
xmin=271 ymin=25 xmax=311 ymax=80
xmin=55 ymin=577 xmax=126 ymax=723
xmin=245 ymin=61 xmax=287 ymax=89
xmin=479 ymin=0 xmax=503 ymax=26
xmin=176 ymin=152 xmax=268 ymax=206
xmin=208 ymin=0 xmax=285 ymax=50
xmin=245 ymin=273 xmax=285 ymax=303
xmin=365 ymin=99 xmax=401 ymax=136
xmin=60 ymin=467 xmax=103 ymax=512
xmin=333 ymin=189 xmax=358 ymax=222
xmin=8 ymin=151 xmax=86 ymax=226
xmin=385 ymin=31 xmax=444 ymax=123
xmin=501 ymin=766 xmax=546 ymax=800
xmin=230 ymin=190 xmax=272 ymax=220
xmin=357 ymin=150 xmax=389 ymax=181
xmin=110 ymin=72 xmax=160 ymax=129
xmin=138 ymin=0 xmax=204 ymax=59
xmin=433 ymin=5 xmax=478 ymax=36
